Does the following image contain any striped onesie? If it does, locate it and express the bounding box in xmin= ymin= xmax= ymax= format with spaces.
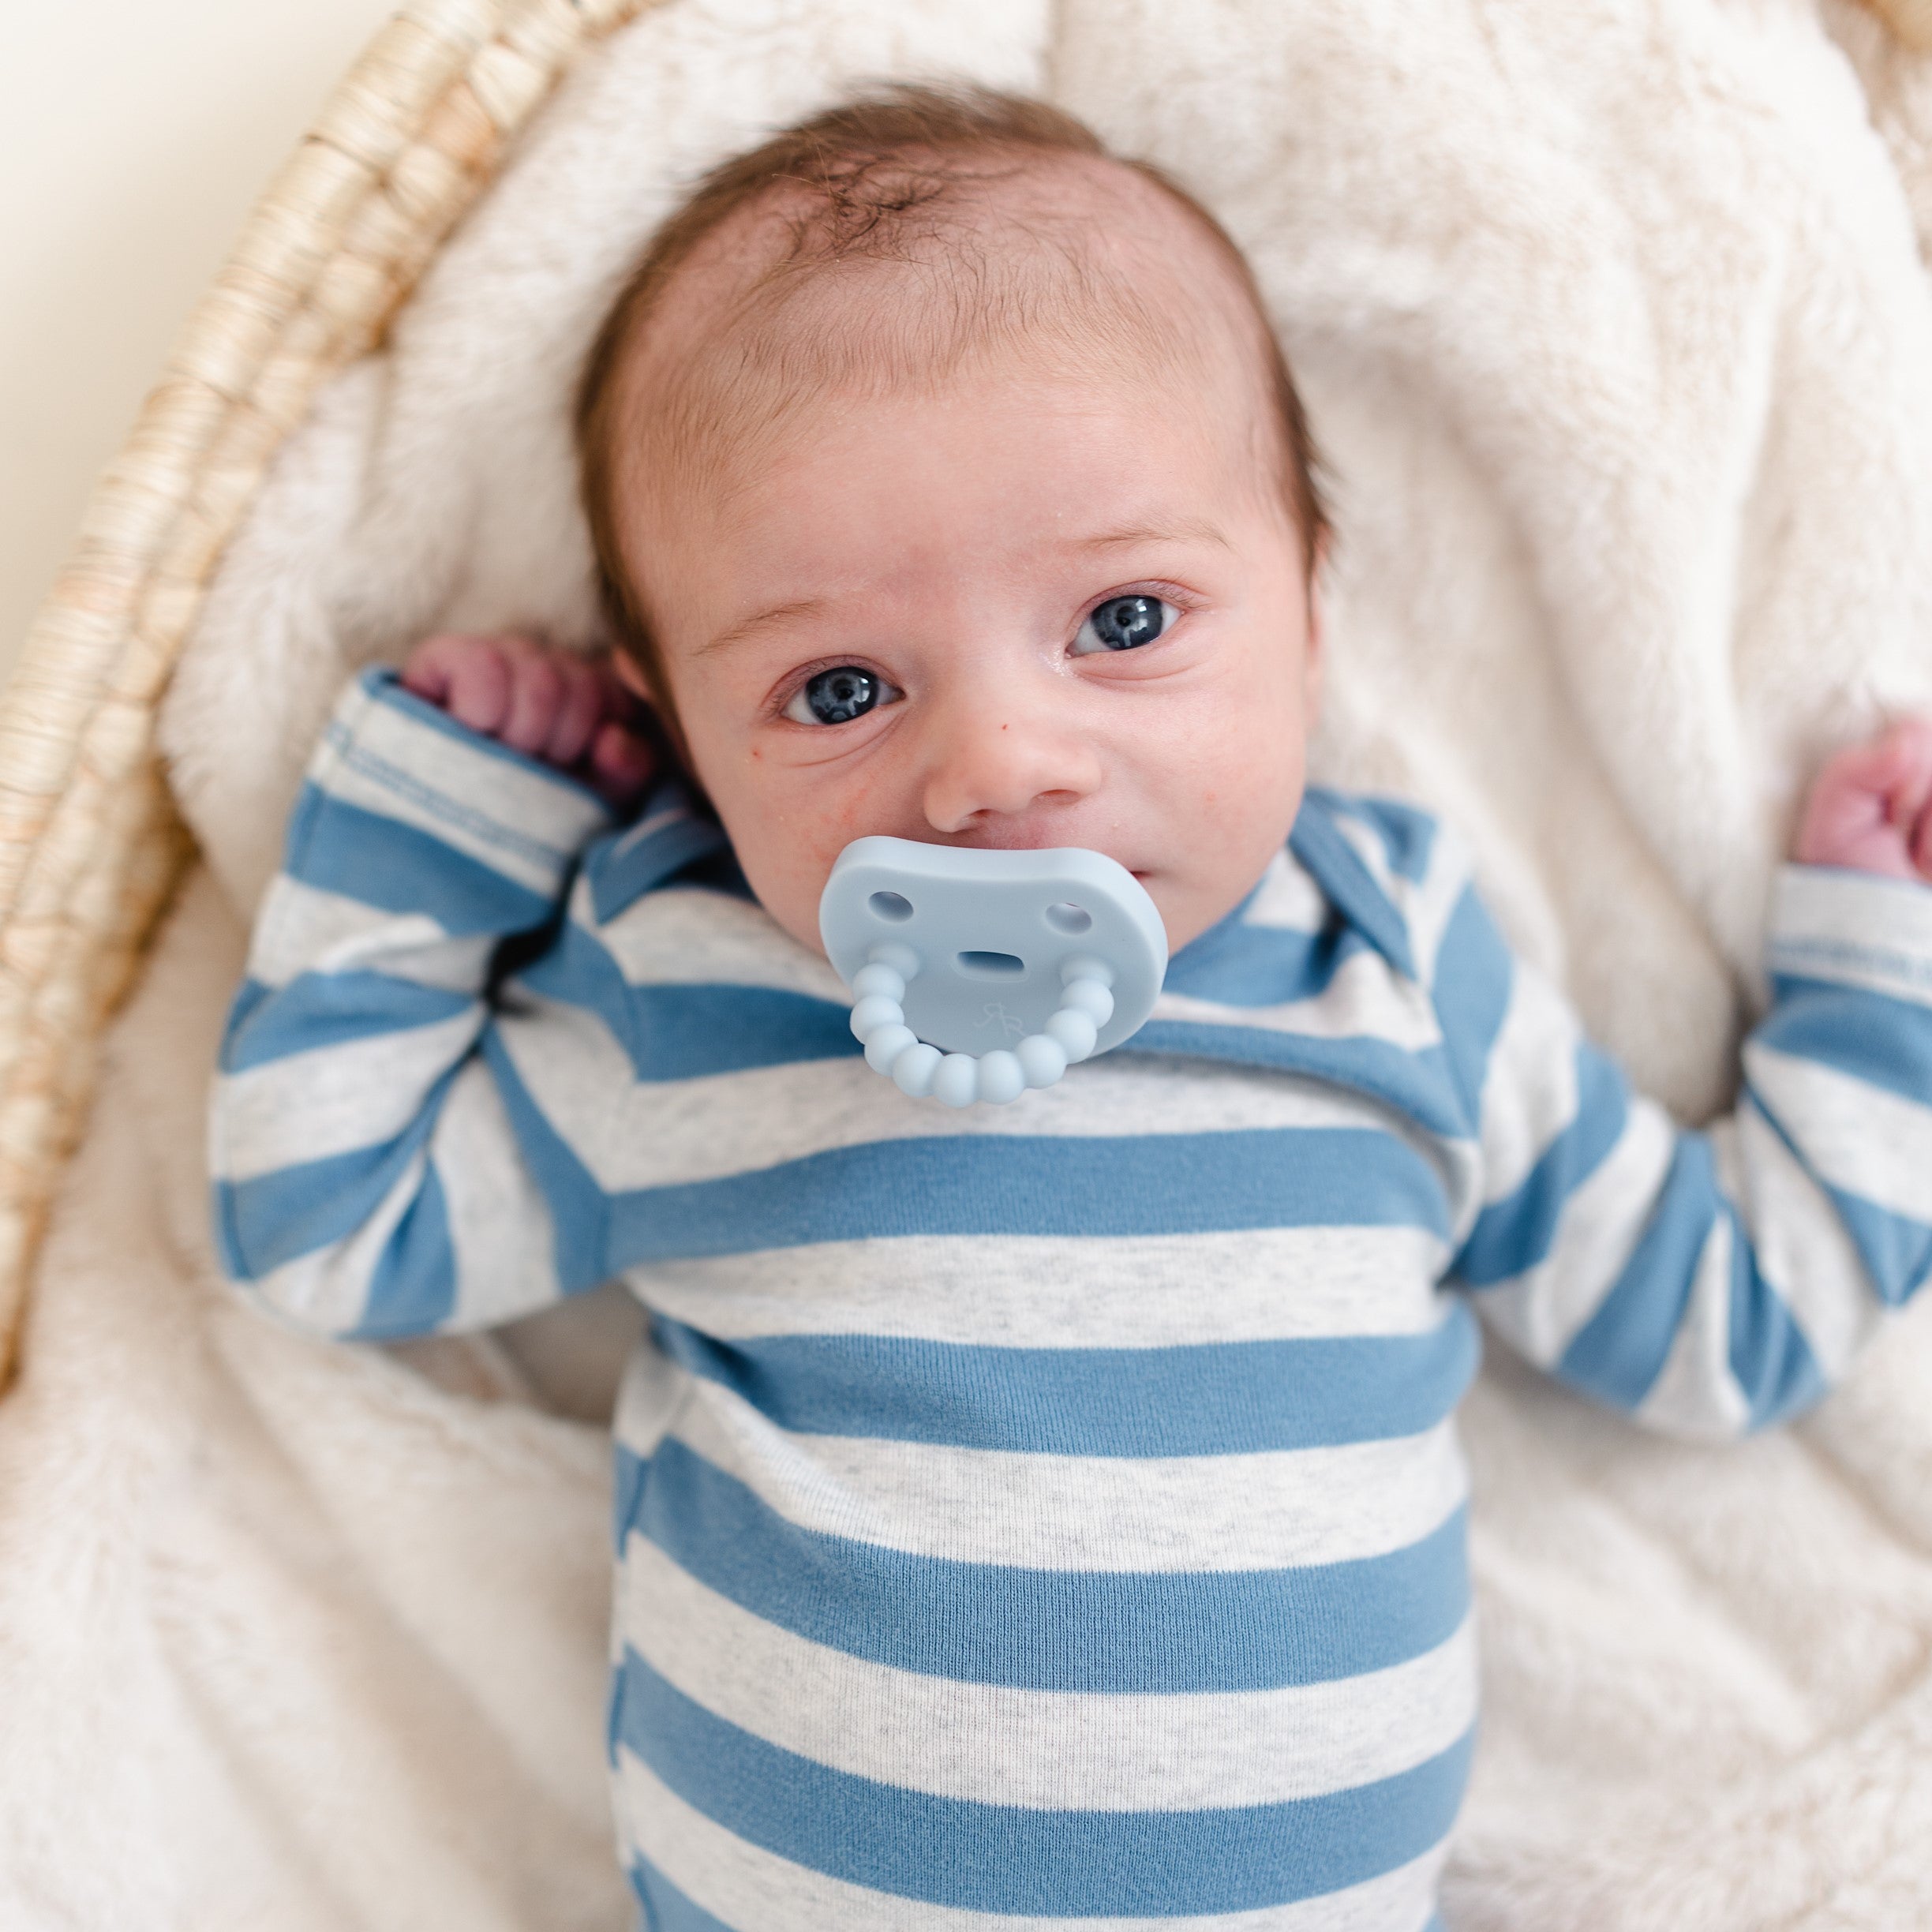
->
xmin=213 ymin=669 xmax=1932 ymax=1930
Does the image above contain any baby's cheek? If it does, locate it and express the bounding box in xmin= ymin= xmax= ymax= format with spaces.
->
xmin=730 ymin=779 xmax=888 ymax=959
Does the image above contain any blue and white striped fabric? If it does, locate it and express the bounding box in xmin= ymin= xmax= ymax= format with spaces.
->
xmin=212 ymin=669 xmax=1932 ymax=1930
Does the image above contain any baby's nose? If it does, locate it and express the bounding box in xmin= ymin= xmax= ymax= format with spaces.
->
xmin=920 ymin=700 xmax=1104 ymax=836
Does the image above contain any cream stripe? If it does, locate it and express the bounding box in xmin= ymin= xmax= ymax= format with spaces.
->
xmin=1476 ymin=963 xmax=1583 ymax=1206
xmin=1747 ymin=1042 xmax=1932 ymax=1225
xmin=1237 ymin=848 xmax=1331 ymax=933
xmin=1152 ymin=946 xmax=1441 ymax=1051
xmin=1466 ymin=1099 xmax=1676 ymax=1367
xmin=214 ymin=1009 xmax=478 ymax=1182
xmin=436 ymin=1061 xmax=563 ymax=1327
xmin=1722 ymin=1106 xmax=1884 ymax=1384
xmin=669 ymin=1385 xmax=1469 ymax=1573
xmin=632 ymin=1226 xmax=1453 ymax=1348
xmin=618 ymin=1535 xmax=1480 ymax=1810
xmin=317 ymin=682 xmax=607 ymax=895
xmin=500 ymin=998 xmax=1408 ymax=1194
xmin=578 ymin=880 xmax=848 ymax=999
xmin=1769 ymin=864 xmax=1932 ymax=1012
xmin=246 ymin=874 xmax=493 ymax=994
xmin=1631 ymin=1208 xmax=1749 ymax=1440
xmin=1329 ymin=812 xmax=1471 ymax=983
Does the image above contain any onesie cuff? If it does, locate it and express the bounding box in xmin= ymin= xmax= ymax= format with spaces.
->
xmin=308 ymin=667 xmax=613 ymax=901
xmin=1768 ymin=862 xmax=1932 ymax=1010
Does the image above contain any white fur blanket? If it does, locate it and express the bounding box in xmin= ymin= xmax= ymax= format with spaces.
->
xmin=6 ymin=2 xmax=1932 ymax=1926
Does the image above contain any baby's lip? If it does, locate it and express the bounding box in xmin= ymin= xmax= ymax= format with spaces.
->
xmin=918 ymin=828 xmax=1153 ymax=883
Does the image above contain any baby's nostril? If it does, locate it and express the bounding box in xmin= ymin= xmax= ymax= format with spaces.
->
xmin=1044 ymin=901 xmax=1092 ymax=935
xmin=957 ymin=950 xmax=1025 ymax=976
xmin=869 ymin=892 xmax=914 ymax=922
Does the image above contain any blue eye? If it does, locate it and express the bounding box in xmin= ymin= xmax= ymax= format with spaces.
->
xmin=784 ymin=665 xmax=900 ymax=726
xmin=1072 ymin=595 xmax=1179 ymax=655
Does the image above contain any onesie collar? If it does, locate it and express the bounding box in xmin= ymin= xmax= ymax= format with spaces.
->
xmin=1285 ymin=791 xmax=1417 ymax=981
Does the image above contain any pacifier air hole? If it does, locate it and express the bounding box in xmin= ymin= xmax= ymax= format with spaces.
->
xmin=869 ymin=891 xmax=914 ymax=922
xmin=957 ymin=950 xmax=1025 ymax=976
xmin=1044 ymin=901 xmax=1092 ymax=934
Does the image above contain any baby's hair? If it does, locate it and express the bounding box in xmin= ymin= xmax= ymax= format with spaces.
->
xmin=575 ymin=83 xmax=1328 ymax=712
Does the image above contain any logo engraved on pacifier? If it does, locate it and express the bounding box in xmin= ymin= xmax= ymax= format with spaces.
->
xmin=979 ymin=1001 xmax=1027 ymax=1039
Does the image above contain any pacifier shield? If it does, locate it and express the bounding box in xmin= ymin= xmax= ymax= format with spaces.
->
xmin=819 ymin=839 xmax=1168 ymax=1064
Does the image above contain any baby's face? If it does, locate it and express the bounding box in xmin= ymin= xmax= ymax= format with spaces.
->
xmin=625 ymin=357 xmax=1320 ymax=957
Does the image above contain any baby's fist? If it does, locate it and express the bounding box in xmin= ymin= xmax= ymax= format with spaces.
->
xmin=401 ymin=631 xmax=654 ymax=807
xmin=1794 ymin=719 xmax=1932 ymax=883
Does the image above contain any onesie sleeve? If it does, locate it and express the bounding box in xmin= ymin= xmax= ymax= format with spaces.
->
xmin=209 ymin=668 xmax=616 ymax=1340
xmin=1429 ymin=845 xmax=1932 ymax=1438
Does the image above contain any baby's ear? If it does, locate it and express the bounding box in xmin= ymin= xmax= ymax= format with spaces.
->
xmin=609 ymin=647 xmax=656 ymax=704
xmin=1301 ymin=550 xmax=1328 ymax=719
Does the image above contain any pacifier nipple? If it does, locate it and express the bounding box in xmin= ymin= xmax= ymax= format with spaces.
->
xmin=847 ymin=952 xmax=1122 ymax=1106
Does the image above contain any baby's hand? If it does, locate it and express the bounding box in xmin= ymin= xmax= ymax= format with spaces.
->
xmin=401 ymin=632 xmax=655 ymax=807
xmin=1794 ymin=719 xmax=1932 ymax=883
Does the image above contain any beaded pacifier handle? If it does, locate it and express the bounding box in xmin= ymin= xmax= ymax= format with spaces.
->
xmin=819 ymin=838 xmax=1169 ymax=1106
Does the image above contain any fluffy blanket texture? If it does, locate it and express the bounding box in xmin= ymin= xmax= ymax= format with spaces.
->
xmin=6 ymin=1 xmax=1932 ymax=1924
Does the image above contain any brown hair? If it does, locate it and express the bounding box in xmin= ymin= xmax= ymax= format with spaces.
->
xmin=574 ymin=84 xmax=1328 ymax=713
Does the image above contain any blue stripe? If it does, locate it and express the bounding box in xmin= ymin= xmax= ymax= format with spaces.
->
xmin=586 ymin=798 xmax=732 ymax=926
xmin=612 ymin=1651 xmax=1473 ymax=1914
xmin=627 ymin=1860 xmax=738 ymax=1932
xmin=286 ymin=782 xmax=557 ymax=935
xmin=1724 ymin=1216 xmax=1826 ymax=1430
xmin=1427 ymin=884 xmax=1514 ymax=1137
xmin=1317 ymin=788 xmax=1440 ymax=884
xmin=216 ymin=1084 xmax=444 ymax=1282
xmin=1165 ymin=896 xmax=1378 ymax=1009
xmin=518 ymin=926 xmax=857 ymax=1080
xmin=623 ymin=1438 xmax=1468 ymax=1691
xmin=220 ymin=975 xmax=274 ymax=1061
xmin=606 ymin=1128 xmax=1451 ymax=1267
xmin=625 ymin=985 xmax=858 ymax=1079
xmin=481 ymin=1032 xmax=610 ymax=1293
xmin=352 ymin=1155 xmax=458 ymax=1339
xmin=1762 ymin=973 xmax=1932 ymax=1110
xmin=1455 ymin=1042 xmax=1629 ymax=1287
xmin=1129 ymin=1025 xmax=1470 ymax=1141
xmin=221 ymin=971 xmax=474 ymax=1073
xmin=1819 ymin=1180 xmax=1932 ymax=1310
xmin=652 ymin=1309 xmax=1479 ymax=1455
xmin=1556 ymin=1132 xmax=1720 ymax=1411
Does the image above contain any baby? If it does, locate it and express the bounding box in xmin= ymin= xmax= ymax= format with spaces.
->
xmin=212 ymin=87 xmax=1932 ymax=1931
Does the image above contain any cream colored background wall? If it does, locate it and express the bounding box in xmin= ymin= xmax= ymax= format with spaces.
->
xmin=0 ymin=0 xmax=400 ymax=682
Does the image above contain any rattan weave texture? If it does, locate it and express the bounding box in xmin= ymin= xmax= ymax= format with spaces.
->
xmin=0 ymin=0 xmax=659 ymax=1386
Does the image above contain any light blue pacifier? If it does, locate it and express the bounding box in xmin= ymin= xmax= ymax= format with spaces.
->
xmin=819 ymin=839 xmax=1168 ymax=1106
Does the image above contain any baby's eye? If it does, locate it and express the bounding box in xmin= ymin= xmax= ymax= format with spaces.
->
xmin=1071 ymin=595 xmax=1181 ymax=655
xmin=783 ymin=665 xmax=900 ymax=726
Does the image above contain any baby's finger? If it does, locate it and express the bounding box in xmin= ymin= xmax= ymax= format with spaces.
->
xmin=545 ymin=655 xmax=606 ymax=768
xmin=500 ymin=650 xmax=564 ymax=754
xmin=1911 ymin=792 xmax=1932 ymax=881
xmin=588 ymin=720 xmax=656 ymax=803
xmin=442 ymin=643 xmax=512 ymax=737
xmin=1877 ymin=719 xmax=1932 ymax=827
xmin=402 ymin=631 xmax=480 ymax=710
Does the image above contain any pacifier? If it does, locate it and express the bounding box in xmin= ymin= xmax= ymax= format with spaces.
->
xmin=819 ymin=838 xmax=1168 ymax=1106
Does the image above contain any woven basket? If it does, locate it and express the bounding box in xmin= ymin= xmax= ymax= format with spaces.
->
xmin=0 ymin=0 xmax=1927 ymax=1391
xmin=0 ymin=0 xmax=664 ymax=1388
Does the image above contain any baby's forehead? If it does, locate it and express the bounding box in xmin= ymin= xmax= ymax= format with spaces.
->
xmin=625 ymin=147 xmax=1272 ymax=444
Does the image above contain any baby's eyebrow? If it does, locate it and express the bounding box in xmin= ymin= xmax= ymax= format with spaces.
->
xmin=699 ymin=597 xmax=833 ymax=657
xmin=1076 ymin=516 xmax=1233 ymax=554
